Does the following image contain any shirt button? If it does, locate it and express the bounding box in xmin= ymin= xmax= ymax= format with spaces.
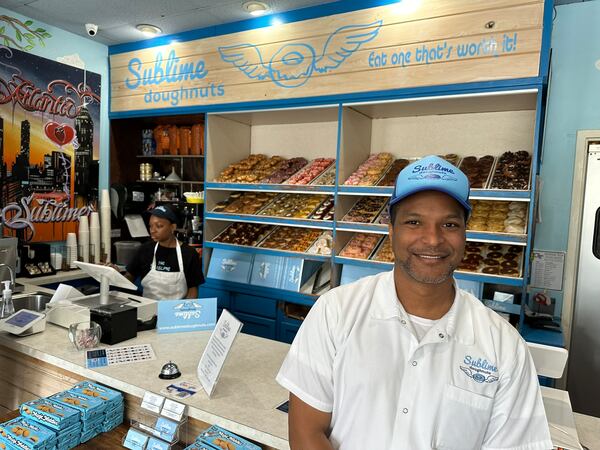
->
xmin=400 ymin=319 xmax=406 ymax=325
xmin=403 ymin=408 xmax=409 ymax=414
xmin=412 ymin=361 xmax=418 ymax=366
xmin=439 ymin=333 xmax=445 ymax=339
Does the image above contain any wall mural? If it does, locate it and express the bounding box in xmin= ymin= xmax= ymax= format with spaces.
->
xmin=0 ymin=45 xmax=101 ymax=241
xmin=0 ymin=15 xmax=52 ymax=51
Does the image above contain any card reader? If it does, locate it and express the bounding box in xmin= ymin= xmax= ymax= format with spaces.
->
xmin=0 ymin=309 xmax=46 ymax=336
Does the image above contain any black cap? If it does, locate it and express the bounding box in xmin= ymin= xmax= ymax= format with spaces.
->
xmin=149 ymin=204 xmax=178 ymax=224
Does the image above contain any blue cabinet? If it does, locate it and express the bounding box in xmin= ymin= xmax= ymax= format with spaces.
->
xmin=235 ymin=312 xmax=276 ymax=340
xmin=199 ymin=286 xmax=231 ymax=310
xmin=232 ymin=293 xmax=277 ymax=319
xmin=278 ymin=321 xmax=301 ymax=344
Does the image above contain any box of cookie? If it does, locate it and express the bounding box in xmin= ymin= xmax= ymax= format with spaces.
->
xmin=0 ymin=416 xmax=57 ymax=450
xmin=197 ymin=425 xmax=261 ymax=450
xmin=48 ymin=391 xmax=105 ymax=420
xmin=70 ymin=381 xmax=123 ymax=409
xmin=20 ymin=398 xmax=80 ymax=431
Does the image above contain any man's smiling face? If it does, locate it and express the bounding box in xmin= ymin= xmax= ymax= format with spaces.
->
xmin=389 ymin=190 xmax=466 ymax=285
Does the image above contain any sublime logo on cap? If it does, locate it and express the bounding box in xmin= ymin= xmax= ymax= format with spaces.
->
xmin=409 ymin=162 xmax=458 ymax=181
xmin=156 ymin=206 xmax=167 ymax=213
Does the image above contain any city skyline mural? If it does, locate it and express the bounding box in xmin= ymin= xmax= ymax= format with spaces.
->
xmin=0 ymin=45 xmax=101 ymax=241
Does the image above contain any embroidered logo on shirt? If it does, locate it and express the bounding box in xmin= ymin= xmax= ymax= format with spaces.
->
xmin=460 ymin=355 xmax=499 ymax=383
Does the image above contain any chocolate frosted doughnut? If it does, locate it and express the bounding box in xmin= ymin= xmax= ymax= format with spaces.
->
xmin=465 ymin=246 xmax=483 ymax=254
xmin=501 ymin=260 xmax=518 ymax=268
xmin=464 ymin=254 xmax=484 ymax=262
xmin=500 ymin=267 xmax=519 ymax=276
xmin=488 ymin=244 xmax=502 ymax=251
xmin=482 ymin=266 xmax=500 ymax=274
xmin=507 ymin=246 xmax=523 ymax=253
xmin=459 ymin=263 xmax=479 ymax=272
xmin=482 ymin=258 xmax=500 ymax=266
xmin=502 ymin=252 xmax=519 ymax=260
xmin=486 ymin=252 xmax=503 ymax=259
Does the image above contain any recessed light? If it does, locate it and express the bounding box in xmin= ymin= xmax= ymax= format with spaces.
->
xmin=136 ymin=24 xmax=162 ymax=36
xmin=243 ymin=1 xmax=269 ymax=16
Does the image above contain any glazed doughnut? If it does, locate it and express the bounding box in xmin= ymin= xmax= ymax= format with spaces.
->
xmin=482 ymin=266 xmax=500 ymax=274
xmin=500 ymin=267 xmax=519 ymax=276
xmin=488 ymin=244 xmax=502 ymax=251
xmin=482 ymin=258 xmax=500 ymax=266
xmin=505 ymin=224 xmax=525 ymax=234
xmin=487 ymin=252 xmax=503 ymax=259
xmin=501 ymin=260 xmax=518 ymax=268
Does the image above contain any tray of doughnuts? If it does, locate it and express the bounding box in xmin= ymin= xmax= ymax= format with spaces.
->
xmin=212 ymin=222 xmax=275 ymax=247
xmin=343 ymin=153 xmax=393 ymax=186
xmin=308 ymin=196 xmax=335 ymax=221
xmin=215 ymin=154 xmax=286 ymax=183
xmin=212 ymin=192 xmax=278 ymax=215
xmin=370 ymin=236 xmax=394 ymax=263
xmin=258 ymin=194 xmax=329 ymax=219
xmin=376 ymin=158 xmax=413 ymax=186
xmin=310 ymin=163 xmax=337 ymax=186
xmin=306 ymin=231 xmax=333 ymax=256
xmin=285 ymin=158 xmax=335 ymax=185
xmin=341 ymin=197 xmax=388 ymax=223
xmin=458 ymin=155 xmax=495 ymax=189
xmin=339 ymin=233 xmax=383 ymax=259
xmin=258 ymin=226 xmax=323 ymax=253
xmin=458 ymin=242 xmax=524 ymax=278
xmin=467 ymin=200 xmax=528 ymax=235
xmin=489 ymin=150 xmax=532 ymax=190
xmin=260 ymin=157 xmax=308 ymax=183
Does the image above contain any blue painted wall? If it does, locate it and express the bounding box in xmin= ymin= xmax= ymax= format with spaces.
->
xmin=0 ymin=6 xmax=109 ymax=191
xmin=535 ymin=1 xmax=600 ymax=317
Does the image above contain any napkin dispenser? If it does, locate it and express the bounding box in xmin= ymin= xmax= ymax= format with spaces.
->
xmin=90 ymin=303 xmax=137 ymax=345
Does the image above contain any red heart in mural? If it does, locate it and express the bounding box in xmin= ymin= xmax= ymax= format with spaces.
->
xmin=44 ymin=122 xmax=75 ymax=146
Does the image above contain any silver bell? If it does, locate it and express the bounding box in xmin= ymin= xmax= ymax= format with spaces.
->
xmin=159 ymin=361 xmax=181 ymax=380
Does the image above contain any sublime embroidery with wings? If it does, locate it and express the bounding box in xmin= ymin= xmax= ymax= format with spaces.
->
xmin=218 ymin=20 xmax=383 ymax=88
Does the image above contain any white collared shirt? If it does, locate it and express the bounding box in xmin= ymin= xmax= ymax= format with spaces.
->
xmin=276 ymin=270 xmax=552 ymax=449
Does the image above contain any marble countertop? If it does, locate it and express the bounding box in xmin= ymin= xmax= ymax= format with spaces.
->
xmin=16 ymin=269 xmax=89 ymax=286
xmin=1 ymin=286 xmax=291 ymax=449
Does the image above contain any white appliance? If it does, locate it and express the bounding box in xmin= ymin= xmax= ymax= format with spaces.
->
xmin=568 ymin=143 xmax=600 ymax=417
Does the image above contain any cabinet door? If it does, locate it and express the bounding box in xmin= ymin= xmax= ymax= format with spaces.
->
xmin=278 ymin=321 xmax=301 ymax=344
xmin=232 ymin=293 xmax=277 ymax=319
xmin=235 ymin=312 xmax=276 ymax=340
xmin=198 ymin=286 xmax=230 ymax=310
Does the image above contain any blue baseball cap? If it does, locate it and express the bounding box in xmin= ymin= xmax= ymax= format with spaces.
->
xmin=149 ymin=204 xmax=179 ymax=224
xmin=389 ymin=155 xmax=471 ymax=217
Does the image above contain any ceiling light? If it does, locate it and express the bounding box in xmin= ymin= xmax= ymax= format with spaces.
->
xmin=243 ymin=1 xmax=269 ymax=16
xmin=136 ymin=24 xmax=162 ymax=36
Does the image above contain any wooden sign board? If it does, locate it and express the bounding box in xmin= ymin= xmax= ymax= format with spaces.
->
xmin=110 ymin=0 xmax=545 ymax=114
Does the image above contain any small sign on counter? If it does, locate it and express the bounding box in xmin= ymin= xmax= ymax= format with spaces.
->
xmin=157 ymin=298 xmax=217 ymax=334
xmin=197 ymin=309 xmax=242 ymax=397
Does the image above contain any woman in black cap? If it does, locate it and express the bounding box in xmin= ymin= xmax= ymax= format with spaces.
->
xmin=123 ymin=204 xmax=204 ymax=300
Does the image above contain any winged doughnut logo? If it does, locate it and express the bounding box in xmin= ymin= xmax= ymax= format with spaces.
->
xmin=460 ymin=366 xmax=499 ymax=383
xmin=218 ymin=20 xmax=383 ymax=88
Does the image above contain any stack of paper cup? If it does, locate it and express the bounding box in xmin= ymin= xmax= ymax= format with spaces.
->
xmin=78 ymin=215 xmax=90 ymax=263
xmin=90 ymin=212 xmax=101 ymax=263
xmin=66 ymin=233 xmax=78 ymax=269
xmin=100 ymin=189 xmax=112 ymax=263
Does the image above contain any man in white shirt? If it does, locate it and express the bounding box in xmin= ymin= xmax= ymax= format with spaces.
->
xmin=276 ymin=155 xmax=552 ymax=449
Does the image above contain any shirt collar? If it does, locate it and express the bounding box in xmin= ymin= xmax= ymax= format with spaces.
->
xmin=370 ymin=271 xmax=475 ymax=345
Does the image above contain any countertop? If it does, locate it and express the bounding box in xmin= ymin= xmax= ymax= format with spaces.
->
xmin=16 ymin=269 xmax=89 ymax=286
xmin=1 ymin=286 xmax=291 ymax=449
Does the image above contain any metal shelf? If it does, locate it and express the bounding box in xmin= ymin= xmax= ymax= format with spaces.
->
xmin=205 ymin=182 xmax=335 ymax=194
xmin=136 ymin=179 xmax=203 ymax=184
xmin=336 ymin=186 xmax=531 ymax=200
xmin=136 ymin=154 xmax=204 ymax=158
xmin=206 ymin=212 xmax=333 ymax=230
xmin=205 ymin=241 xmax=331 ymax=262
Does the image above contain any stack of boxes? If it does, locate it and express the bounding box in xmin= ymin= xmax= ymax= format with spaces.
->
xmin=0 ymin=381 xmax=123 ymax=450
xmin=184 ymin=425 xmax=261 ymax=450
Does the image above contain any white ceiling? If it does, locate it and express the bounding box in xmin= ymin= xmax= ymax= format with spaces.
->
xmin=0 ymin=0 xmax=336 ymax=46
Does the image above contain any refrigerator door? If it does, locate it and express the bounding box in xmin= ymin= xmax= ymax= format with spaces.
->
xmin=568 ymin=147 xmax=600 ymax=416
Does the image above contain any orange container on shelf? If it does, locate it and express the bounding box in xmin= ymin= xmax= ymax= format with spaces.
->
xmin=168 ymin=125 xmax=179 ymax=155
xmin=179 ymin=127 xmax=191 ymax=155
xmin=191 ymin=123 xmax=204 ymax=155
xmin=153 ymin=126 xmax=168 ymax=155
